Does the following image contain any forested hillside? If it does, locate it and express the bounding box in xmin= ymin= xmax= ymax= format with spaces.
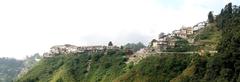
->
xmin=0 ymin=58 xmax=23 ymax=82
xmin=17 ymin=49 xmax=197 ymax=82
xmin=170 ymin=3 xmax=240 ymax=82
xmin=0 ymin=54 xmax=40 ymax=82
xmin=17 ymin=3 xmax=240 ymax=82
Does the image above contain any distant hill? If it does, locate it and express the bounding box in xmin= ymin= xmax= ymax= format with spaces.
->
xmin=0 ymin=54 xmax=40 ymax=82
xmin=0 ymin=58 xmax=23 ymax=82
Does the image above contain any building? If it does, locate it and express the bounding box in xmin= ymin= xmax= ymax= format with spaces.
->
xmin=172 ymin=26 xmax=193 ymax=39
xmin=166 ymin=36 xmax=176 ymax=47
xmin=43 ymin=44 xmax=119 ymax=58
xmin=49 ymin=44 xmax=78 ymax=54
xmin=193 ymin=21 xmax=207 ymax=34
xmin=151 ymin=39 xmax=158 ymax=48
xmin=158 ymin=33 xmax=168 ymax=50
xmin=150 ymin=33 xmax=173 ymax=51
xmin=150 ymin=26 xmax=195 ymax=51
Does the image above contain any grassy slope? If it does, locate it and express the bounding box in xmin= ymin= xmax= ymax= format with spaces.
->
xmin=116 ymin=54 xmax=195 ymax=82
xmin=168 ymin=23 xmax=222 ymax=82
xmin=17 ymin=50 xmax=197 ymax=82
xmin=194 ymin=23 xmax=221 ymax=52
xmin=17 ymin=50 xmax=128 ymax=82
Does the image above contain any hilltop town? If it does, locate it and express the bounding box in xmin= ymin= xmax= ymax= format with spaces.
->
xmin=150 ymin=21 xmax=207 ymax=52
xmin=42 ymin=20 xmax=208 ymax=58
xmin=43 ymin=41 xmax=119 ymax=57
xmin=127 ymin=21 xmax=211 ymax=64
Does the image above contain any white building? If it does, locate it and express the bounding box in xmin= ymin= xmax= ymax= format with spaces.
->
xmin=43 ymin=44 xmax=119 ymax=58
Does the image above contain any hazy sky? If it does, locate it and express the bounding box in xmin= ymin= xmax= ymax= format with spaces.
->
xmin=0 ymin=0 xmax=239 ymax=59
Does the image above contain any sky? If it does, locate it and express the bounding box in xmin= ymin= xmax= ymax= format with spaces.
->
xmin=0 ymin=0 xmax=239 ymax=59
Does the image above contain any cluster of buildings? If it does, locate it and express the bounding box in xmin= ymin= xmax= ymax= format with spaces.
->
xmin=43 ymin=21 xmax=207 ymax=57
xmin=43 ymin=44 xmax=119 ymax=58
xmin=150 ymin=21 xmax=207 ymax=51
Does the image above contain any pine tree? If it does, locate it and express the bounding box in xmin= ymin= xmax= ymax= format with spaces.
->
xmin=208 ymin=11 xmax=214 ymax=23
xmin=215 ymin=3 xmax=240 ymax=81
xmin=108 ymin=41 xmax=113 ymax=46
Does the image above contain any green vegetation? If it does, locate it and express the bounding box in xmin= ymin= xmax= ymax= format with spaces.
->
xmin=208 ymin=11 xmax=214 ymax=23
xmin=17 ymin=50 xmax=128 ymax=82
xmin=17 ymin=3 xmax=240 ymax=82
xmin=0 ymin=54 xmax=40 ymax=82
xmin=17 ymin=49 xmax=196 ymax=82
xmin=0 ymin=58 xmax=23 ymax=82
xmin=170 ymin=3 xmax=240 ymax=82
xmin=194 ymin=23 xmax=221 ymax=52
xmin=166 ymin=37 xmax=195 ymax=52
xmin=108 ymin=41 xmax=113 ymax=46
xmin=208 ymin=3 xmax=240 ymax=81
xmin=123 ymin=42 xmax=146 ymax=52
xmin=116 ymin=53 xmax=195 ymax=82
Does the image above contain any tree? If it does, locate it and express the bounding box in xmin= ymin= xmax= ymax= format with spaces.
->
xmin=150 ymin=39 xmax=157 ymax=47
xmin=124 ymin=42 xmax=146 ymax=52
xmin=0 ymin=58 xmax=24 ymax=82
xmin=120 ymin=46 xmax=124 ymax=49
xmin=214 ymin=3 xmax=240 ymax=81
xmin=225 ymin=3 xmax=232 ymax=15
xmin=166 ymin=37 xmax=192 ymax=52
xmin=208 ymin=11 xmax=214 ymax=23
xmin=108 ymin=41 xmax=113 ymax=46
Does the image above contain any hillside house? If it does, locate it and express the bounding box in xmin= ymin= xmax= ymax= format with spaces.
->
xmin=158 ymin=33 xmax=169 ymax=50
xmin=173 ymin=26 xmax=193 ymax=39
xmin=151 ymin=39 xmax=158 ymax=48
xmin=193 ymin=21 xmax=207 ymax=34
xmin=150 ymin=33 xmax=175 ymax=51
xmin=150 ymin=26 xmax=195 ymax=51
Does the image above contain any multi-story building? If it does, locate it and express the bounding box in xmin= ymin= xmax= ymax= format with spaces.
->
xmin=172 ymin=26 xmax=193 ymax=39
xmin=150 ymin=26 xmax=194 ymax=51
xmin=193 ymin=21 xmax=207 ymax=33
xmin=150 ymin=33 xmax=173 ymax=51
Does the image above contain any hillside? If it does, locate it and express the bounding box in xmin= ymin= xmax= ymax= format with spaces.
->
xmin=17 ymin=3 xmax=240 ymax=82
xmin=17 ymin=49 xmax=197 ymax=82
xmin=169 ymin=3 xmax=240 ymax=82
xmin=0 ymin=54 xmax=40 ymax=82
xmin=0 ymin=58 xmax=23 ymax=82
xmin=194 ymin=23 xmax=221 ymax=53
xmin=17 ymin=54 xmax=41 ymax=79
